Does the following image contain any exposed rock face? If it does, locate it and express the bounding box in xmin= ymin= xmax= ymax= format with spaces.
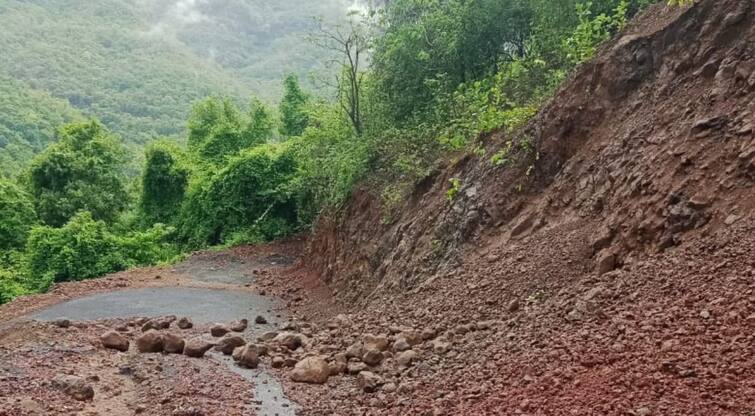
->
xmin=183 ymin=338 xmax=214 ymax=358
xmin=100 ymin=331 xmax=129 ymax=352
xmin=135 ymin=330 xmax=164 ymax=353
xmin=290 ymin=356 xmax=331 ymax=384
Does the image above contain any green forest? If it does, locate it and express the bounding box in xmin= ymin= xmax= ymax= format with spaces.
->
xmin=0 ymin=0 xmax=681 ymax=303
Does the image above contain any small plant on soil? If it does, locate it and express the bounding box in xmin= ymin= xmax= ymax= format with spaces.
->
xmin=446 ymin=178 xmax=462 ymax=202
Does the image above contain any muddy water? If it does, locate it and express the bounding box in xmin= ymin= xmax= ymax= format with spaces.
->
xmin=30 ymin=286 xmax=297 ymax=415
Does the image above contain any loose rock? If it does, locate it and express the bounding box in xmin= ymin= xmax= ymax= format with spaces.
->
xmin=135 ymin=330 xmax=164 ymax=353
xmin=183 ymin=338 xmax=214 ymax=358
xmin=215 ymin=336 xmax=246 ymax=355
xmin=100 ymin=331 xmax=129 ymax=352
xmin=290 ymin=356 xmax=331 ymax=384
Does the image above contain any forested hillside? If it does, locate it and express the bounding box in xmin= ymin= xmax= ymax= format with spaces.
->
xmin=1 ymin=0 xmax=678 ymax=303
xmin=0 ymin=0 xmax=349 ymax=173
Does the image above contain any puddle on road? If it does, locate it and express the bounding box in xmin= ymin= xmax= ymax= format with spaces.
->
xmin=211 ymin=352 xmax=297 ymax=416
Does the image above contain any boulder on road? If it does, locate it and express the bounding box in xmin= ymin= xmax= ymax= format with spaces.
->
xmin=233 ymin=345 xmax=259 ymax=369
xmin=183 ymin=338 xmax=214 ymax=358
xmin=215 ymin=336 xmax=246 ymax=355
xmin=290 ymin=356 xmax=331 ymax=384
xmin=229 ymin=319 xmax=248 ymax=332
xmin=163 ymin=333 xmax=185 ymax=354
xmin=210 ymin=324 xmax=231 ymax=337
xmin=135 ymin=330 xmax=164 ymax=353
xmin=101 ymin=331 xmax=129 ymax=352
xmin=176 ymin=317 xmax=193 ymax=329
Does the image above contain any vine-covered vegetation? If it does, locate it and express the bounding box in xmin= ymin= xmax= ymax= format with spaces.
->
xmin=1 ymin=0 xmax=679 ymax=303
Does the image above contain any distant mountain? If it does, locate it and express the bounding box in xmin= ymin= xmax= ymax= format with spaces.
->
xmin=0 ymin=0 xmax=351 ymax=174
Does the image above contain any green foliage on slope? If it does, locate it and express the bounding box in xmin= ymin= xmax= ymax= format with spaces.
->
xmin=0 ymin=75 xmax=83 ymax=177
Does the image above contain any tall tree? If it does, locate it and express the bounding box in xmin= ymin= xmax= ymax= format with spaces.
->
xmin=279 ymin=75 xmax=309 ymax=137
xmin=140 ymin=140 xmax=189 ymax=225
xmin=28 ymin=120 xmax=129 ymax=227
xmin=0 ymin=178 xmax=37 ymax=251
xmin=310 ymin=15 xmax=373 ymax=136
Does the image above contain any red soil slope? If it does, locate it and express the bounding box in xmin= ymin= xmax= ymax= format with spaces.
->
xmin=291 ymin=0 xmax=754 ymax=414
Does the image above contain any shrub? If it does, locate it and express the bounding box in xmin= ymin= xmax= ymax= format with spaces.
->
xmin=178 ymin=144 xmax=298 ymax=247
xmin=24 ymin=211 xmax=177 ymax=290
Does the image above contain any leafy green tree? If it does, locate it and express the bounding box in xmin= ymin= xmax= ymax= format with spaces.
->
xmin=28 ymin=120 xmax=129 ymax=227
xmin=0 ymin=179 xmax=37 ymax=251
xmin=140 ymin=140 xmax=189 ymax=225
xmin=244 ymin=99 xmax=275 ymax=145
xmin=279 ymin=74 xmax=309 ymax=137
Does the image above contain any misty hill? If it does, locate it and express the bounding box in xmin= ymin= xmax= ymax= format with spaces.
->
xmin=0 ymin=0 xmax=352 ymax=175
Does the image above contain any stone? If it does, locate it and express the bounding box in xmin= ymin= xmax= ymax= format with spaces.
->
xmin=273 ymin=331 xmax=305 ymax=350
xmin=52 ymin=318 xmax=71 ymax=328
xmin=176 ymin=317 xmax=193 ymax=329
xmin=345 ymin=342 xmax=364 ymax=359
xmin=363 ymin=334 xmax=390 ymax=351
xmin=100 ymin=331 xmax=129 ymax=352
xmin=290 ymin=356 xmax=331 ymax=384
xmin=215 ymin=336 xmax=246 ymax=355
xmin=356 ymin=371 xmax=382 ymax=393
xmin=163 ymin=333 xmax=185 ymax=354
xmin=392 ymin=337 xmax=410 ymax=352
xmin=183 ymin=338 xmax=214 ymax=358
xmin=210 ymin=324 xmax=231 ymax=337
xmin=254 ymin=315 xmax=268 ymax=325
xmin=347 ymin=361 xmax=368 ymax=374
xmin=399 ymin=331 xmax=422 ymax=346
xmin=396 ymin=350 xmax=418 ymax=368
xmin=420 ymin=328 xmax=437 ymax=341
xmin=258 ymin=331 xmax=278 ymax=342
xmin=53 ymin=375 xmax=94 ymax=401
xmin=432 ymin=339 xmax=451 ymax=354
xmin=141 ymin=316 xmax=175 ymax=332
xmin=362 ymin=348 xmax=384 ymax=366
xmin=135 ymin=330 xmax=164 ymax=353
xmin=229 ymin=319 xmax=248 ymax=332
xmin=507 ymin=299 xmax=520 ymax=313
xmin=329 ymin=360 xmax=347 ymax=375
xmin=233 ymin=345 xmax=260 ymax=369
xmin=700 ymin=310 xmax=711 ymax=319
xmin=595 ymin=250 xmax=617 ymax=274
xmin=271 ymin=355 xmax=286 ymax=368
